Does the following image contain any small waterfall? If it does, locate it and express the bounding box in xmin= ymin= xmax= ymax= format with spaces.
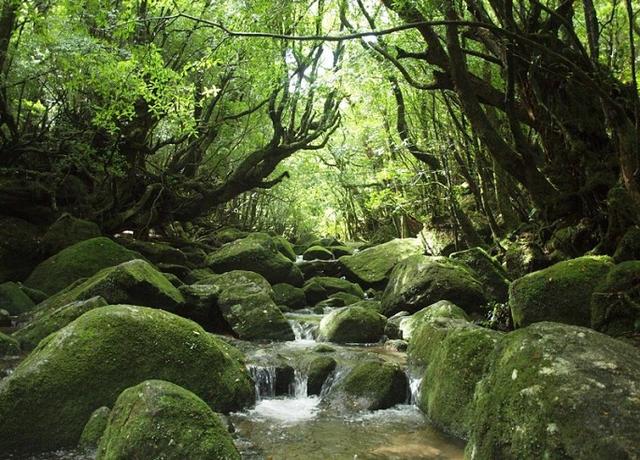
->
xmin=249 ymin=365 xmax=277 ymax=400
xmin=407 ymin=374 xmax=423 ymax=405
xmin=290 ymin=368 xmax=308 ymax=398
xmin=289 ymin=319 xmax=316 ymax=341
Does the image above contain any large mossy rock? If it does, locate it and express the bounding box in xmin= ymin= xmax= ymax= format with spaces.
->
xmin=0 ymin=216 xmax=41 ymax=283
xmin=96 ymin=380 xmax=240 ymax=460
xmin=407 ymin=317 xmax=476 ymax=371
xmin=0 ymin=332 xmax=20 ymax=356
xmin=303 ymin=245 xmax=334 ymax=261
xmin=24 ymin=237 xmax=141 ymax=295
xmin=591 ymin=261 xmax=640 ymax=337
xmin=306 ymin=355 xmax=337 ymax=395
xmin=35 ymin=259 xmax=184 ymax=314
xmin=418 ymin=325 xmax=501 ymax=438
xmin=0 ymin=281 xmax=36 ymax=315
xmin=117 ymin=239 xmax=189 ymax=266
xmin=41 ymin=215 xmax=101 ymax=257
xmin=0 ymin=305 xmax=254 ymax=452
xmin=318 ymin=306 xmax=386 ymax=343
xmin=509 ymin=256 xmax=614 ymax=328
xmin=466 ymin=322 xmax=640 ymax=459
xmin=334 ymin=360 xmax=407 ymax=411
xmin=211 ymin=270 xmax=294 ymax=341
xmin=381 ymin=255 xmax=486 ymax=317
xmin=303 ymin=276 xmax=364 ymax=305
xmin=13 ymin=296 xmax=109 ymax=350
xmin=399 ymin=300 xmax=470 ymax=340
xmin=339 ymin=238 xmax=424 ymax=288
xmin=206 ymin=233 xmax=303 ymax=286
xmin=450 ymin=247 xmax=510 ymax=302
xmin=272 ymin=235 xmax=297 ymax=262
xmin=272 ymin=283 xmax=307 ymax=309
xmin=78 ymin=406 xmax=110 ymax=450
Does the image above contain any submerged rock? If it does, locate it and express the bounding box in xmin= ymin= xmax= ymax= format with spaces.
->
xmin=339 ymin=238 xmax=424 ymax=288
xmin=24 ymin=237 xmax=141 ymax=295
xmin=0 ymin=305 xmax=254 ymax=452
xmin=96 ymin=380 xmax=240 ymax=460
xmin=206 ymin=233 xmax=303 ymax=286
xmin=0 ymin=281 xmax=36 ymax=315
xmin=381 ymin=255 xmax=486 ymax=317
xmin=318 ymin=305 xmax=386 ymax=344
xmin=306 ymin=356 xmax=337 ymax=395
xmin=466 ymin=322 xmax=640 ymax=459
xmin=509 ymin=255 xmax=614 ymax=328
xmin=78 ymin=406 xmax=110 ymax=450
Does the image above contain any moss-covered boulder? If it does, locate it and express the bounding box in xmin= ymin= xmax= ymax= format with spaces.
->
xmin=41 ymin=215 xmax=101 ymax=257
xmin=613 ymin=226 xmax=640 ymax=263
xmin=407 ymin=317 xmax=475 ymax=371
xmin=504 ymin=235 xmax=548 ymax=279
xmin=0 ymin=332 xmax=20 ymax=356
xmin=450 ymin=247 xmax=510 ymax=302
xmin=298 ymin=259 xmax=345 ymax=279
xmin=177 ymin=284 xmax=225 ymax=332
xmin=334 ymin=360 xmax=407 ymax=411
xmin=0 ymin=305 xmax=254 ymax=452
xmin=303 ymin=276 xmax=364 ymax=305
xmin=328 ymin=291 xmax=361 ymax=306
xmin=329 ymin=245 xmax=353 ymax=257
xmin=509 ymin=256 xmax=614 ymax=328
xmin=35 ymin=259 xmax=185 ymax=314
xmin=399 ymin=300 xmax=470 ymax=340
xmin=0 ymin=281 xmax=36 ymax=315
xmin=339 ymin=238 xmax=424 ymax=288
xmin=0 ymin=216 xmax=41 ymax=283
xmin=19 ymin=285 xmax=48 ymax=304
xmin=318 ymin=306 xmax=386 ymax=343
xmin=418 ymin=326 xmax=501 ymax=437
xmin=466 ymin=322 xmax=640 ymax=459
xmin=206 ymin=233 xmax=303 ymax=286
xmin=303 ymin=245 xmax=334 ymax=261
xmin=306 ymin=356 xmax=337 ymax=395
xmin=24 ymin=237 xmax=141 ymax=295
xmin=13 ymin=296 xmax=109 ymax=350
xmin=78 ymin=406 xmax=110 ymax=450
xmin=212 ymin=227 xmax=249 ymax=245
xmin=591 ymin=261 xmax=640 ymax=337
xmin=272 ymin=235 xmax=297 ymax=262
xmin=272 ymin=283 xmax=307 ymax=309
xmin=118 ymin=238 xmax=189 ymax=266
xmin=213 ymin=271 xmax=294 ymax=341
xmin=96 ymin=380 xmax=240 ymax=460
xmin=381 ymin=255 xmax=487 ymax=317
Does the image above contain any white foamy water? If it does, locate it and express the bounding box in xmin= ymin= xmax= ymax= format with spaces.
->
xmin=250 ymin=396 xmax=321 ymax=424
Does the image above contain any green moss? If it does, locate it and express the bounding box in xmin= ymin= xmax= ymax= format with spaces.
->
xmin=450 ymin=247 xmax=511 ymax=302
xmin=41 ymin=216 xmax=101 ymax=257
xmin=338 ymin=360 xmax=407 ymax=410
xmin=318 ymin=305 xmax=386 ymax=343
xmin=407 ymin=317 xmax=474 ymax=371
xmin=13 ymin=296 xmax=109 ymax=350
xmin=78 ymin=406 xmax=110 ymax=450
xmin=117 ymin=239 xmax=188 ymax=266
xmin=303 ymin=245 xmax=334 ymax=261
xmin=303 ymin=276 xmax=364 ymax=305
xmin=25 ymin=237 xmax=141 ymax=295
xmin=381 ymin=255 xmax=487 ymax=317
xmin=339 ymin=238 xmax=424 ymax=287
xmin=96 ymin=380 xmax=240 ymax=460
xmin=213 ymin=271 xmax=294 ymax=341
xmin=509 ymin=255 xmax=614 ymax=328
xmin=591 ymin=261 xmax=640 ymax=336
xmin=206 ymin=233 xmax=303 ymax=286
xmin=36 ymin=259 xmax=184 ymax=314
xmin=419 ymin=326 xmax=501 ymax=438
xmin=0 ymin=305 xmax=254 ymax=452
xmin=306 ymin=355 xmax=337 ymax=395
xmin=399 ymin=300 xmax=470 ymax=340
xmin=466 ymin=322 xmax=640 ymax=459
xmin=0 ymin=281 xmax=36 ymax=315
xmin=0 ymin=332 xmax=20 ymax=356
xmin=272 ymin=235 xmax=297 ymax=262
xmin=272 ymin=283 xmax=307 ymax=309
xmin=212 ymin=227 xmax=249 ymax=245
